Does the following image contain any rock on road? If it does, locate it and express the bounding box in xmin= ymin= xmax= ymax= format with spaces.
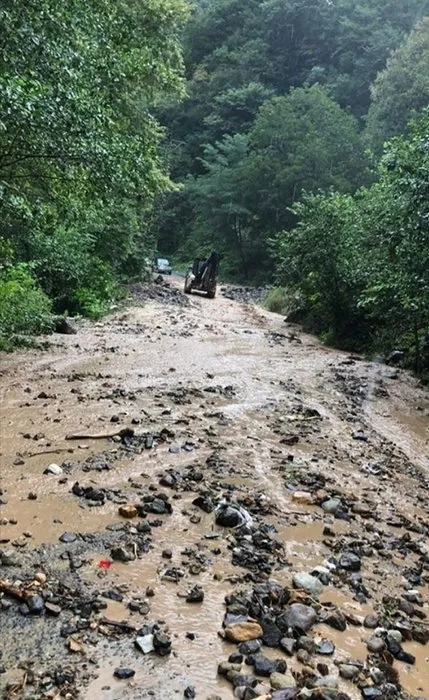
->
xmin=0 ymin=276 xmax=428 ymax=700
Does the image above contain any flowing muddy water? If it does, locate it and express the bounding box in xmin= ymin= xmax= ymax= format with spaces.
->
xmin=0 ymin=277 xmax=428 ymax=699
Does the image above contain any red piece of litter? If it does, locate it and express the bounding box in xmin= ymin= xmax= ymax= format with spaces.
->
xmin=98 ymin=559 xmax=112 ymax=569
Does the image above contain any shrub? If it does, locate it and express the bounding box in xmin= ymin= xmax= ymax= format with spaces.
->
xmin=0 ymin=265 xmax=53 ymax=350
xmin=264 ymin=287 xmax=291 ymax=316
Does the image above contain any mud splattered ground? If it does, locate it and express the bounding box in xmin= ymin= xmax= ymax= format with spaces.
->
xmin=0 ymin=277 xmax=428 ymax=700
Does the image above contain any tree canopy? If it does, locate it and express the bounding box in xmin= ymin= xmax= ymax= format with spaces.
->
xmin=365 ymin=17 xmax=429 ymax=152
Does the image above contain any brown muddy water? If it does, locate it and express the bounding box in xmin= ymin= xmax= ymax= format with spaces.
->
xmin=0 ymin=277 xmax=428 ymax=699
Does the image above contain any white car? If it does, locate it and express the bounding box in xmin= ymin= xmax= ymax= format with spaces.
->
xmin=155 ymin=258 xmax=172 ymax=275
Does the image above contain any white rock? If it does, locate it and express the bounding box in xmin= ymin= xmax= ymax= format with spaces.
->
xmin=44 ymin=463 xmax=63 ymax=475
xmin=135 ymin=634 xmax=154 ymax=654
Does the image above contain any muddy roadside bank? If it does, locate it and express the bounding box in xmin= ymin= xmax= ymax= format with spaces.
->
xmin=0 ymin=277 xmax=428 ymax=700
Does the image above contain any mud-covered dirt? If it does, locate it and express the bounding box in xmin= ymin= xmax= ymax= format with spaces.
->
xmin=0 ymin=276 xmax=428 ymax=700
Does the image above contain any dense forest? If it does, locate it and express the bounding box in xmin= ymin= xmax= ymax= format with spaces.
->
xmin=1 ymin=0 xmax=429 ymax=373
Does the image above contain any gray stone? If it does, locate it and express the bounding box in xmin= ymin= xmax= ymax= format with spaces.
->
xmin=292 ymin=572 xmax=323 ymax=597
xmin=321 ymin=498 xmax=341 ymax=514
xmin=339 ymin=664 xmax=360 ymax=680
xmin=279 ymin=637 xmax=296 ymax=656
xmin=338 ymin=552 xmax=361 ymax=571
xmin=278 ymin=604 xmax=317 ymax=633
xmin=313 ymin=675 xmax=338 ymax=690
xmin=387 ymin=629 xmax=402 ymax=644
xmin=270 ymin=672 xmax=297 ymax=690
xmin=316 ymin=639 xmax=335 ymax=655
xmin=27 ymin=595 xmax=45 ymax=614
xmin=59 ymin=532 xmax=77 ymax=543
xmin=363 ymin=614 xmax=379 ymax=629
xmin=367 ymin=636 xmax=385 ymax=653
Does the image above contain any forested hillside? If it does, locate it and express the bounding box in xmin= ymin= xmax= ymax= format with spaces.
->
xmin=155 ymin=0 xmax=429 ymax=373
xmin=0 ymin=0 xmax=187 ymax=346
xmin=1 ymin=0 xmax=428 ymax=372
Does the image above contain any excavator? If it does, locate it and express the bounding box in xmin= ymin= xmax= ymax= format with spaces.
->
xmin=184 ymin=251 xmax=220 ymax=298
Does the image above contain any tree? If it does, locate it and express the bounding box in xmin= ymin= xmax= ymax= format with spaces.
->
xmin=189 ymin=134 xmax=256 ymax=277
xmin=272 ymin=110 xmax=429 ymax=370
xmin=0 ymin=0 xmax=187 ymax=319
xmin=359 ymin=110 xmax=429 ymax=370
xmin=273 ymin=191 xmax=365 ymax=345
xmin=247 ymin=86 xmax=368 ymax=232
xmin=365 ymin=17 xmax=429 ymax=152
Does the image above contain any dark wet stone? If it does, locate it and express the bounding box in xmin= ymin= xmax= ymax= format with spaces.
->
xmin=59 ymin=532 xmax=77 ymax=543
xmin=252 ymin=654 xmax=277 ymax=676
xmin=363 ymin=614 xmax=379 ymax=629
xmin=279 ymin=637 xmax=296 ymax=655
xmin=238 ymin=639 xmax=262 ymax=656
xmin=192 ymin=495 xmax=214 ymax=513
xmin=54 ymin=317 xmax=77 ymax=334
xmin=277 ymin=603 xmax=317 ymax=633
xmin=317 ymin=663 xmax=330 ymax=676
xmin=216 ymin=505 xmax=242 ymax=528
xmin=186 ymin=586 xmax=204 ymax=604
xmin=27 ymin=595 xmax=45 ymax=614
xmin=338 ymin=552 xmax=361 ymax=571
xmin=102 ymin=589 xmax=124 ymax=602
xmin=114 ymin=668 xmax=135 ymax=680
xmin=231 ymin=674 xmax=257 ymax=689
xmin=387 ymin=638 xmax=415 ymax=664
xmin=136 ymin=520 xmax=151 ymax=534
xmin=184 ymin=687 xmax=196 ymax=699
xmin=153 ymin=630 xmax=171 ymax=656
xmin=324 ymin=610 xmax=347 ymax=632
xmin=261 ymin=617 xmax=283 ymax=647
xmin=412 ymin=625 xmax=429 ymax=645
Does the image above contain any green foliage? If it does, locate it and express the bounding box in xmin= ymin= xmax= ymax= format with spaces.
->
xmin=0 ymin=0 xmax=187 ymax=344
xmin=274 ymin=190 xmax=367 ymax=346
xmin=366 ymin=17 xmax=429 ymax=152
xmin=185 ymin=86 xmax=367 ymax=278
xmin=0 ymin=264 xmax=53 ymax=350
xmin=273 ymin=111 xmax=429 ymax=370
xmin=264 ymin=287 xmax=290 ymax=316
xmin=158 ymin=0 xmax=427 ymax=269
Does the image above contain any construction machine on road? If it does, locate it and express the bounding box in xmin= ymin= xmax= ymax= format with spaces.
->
xmin=184 ymin=251 xmax=220 ymax=298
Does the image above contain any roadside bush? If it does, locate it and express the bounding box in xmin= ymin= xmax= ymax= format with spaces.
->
xmin=0 ymin=265 xmax=53 ymax=350
xmin=71 ymin=260 xmax=119 ymax=319
xmin=264 ymin=287 xmax=290 ymax=316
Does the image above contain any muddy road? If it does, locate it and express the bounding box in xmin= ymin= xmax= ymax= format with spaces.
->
xmin=0 ymin=277 xmax=428 ymax=700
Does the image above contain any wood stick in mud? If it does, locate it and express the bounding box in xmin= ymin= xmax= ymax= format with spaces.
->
xmin=99 ymin=617 xmax=137 ymax=632
xmin=65 ymin=427 xmax=134 ymax=441
xmin=26 ymin=448 xmax=71 ymax=458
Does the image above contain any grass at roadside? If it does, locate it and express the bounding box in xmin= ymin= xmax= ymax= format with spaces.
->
xmin=263 ymin=287 xmax=291 ymax=316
